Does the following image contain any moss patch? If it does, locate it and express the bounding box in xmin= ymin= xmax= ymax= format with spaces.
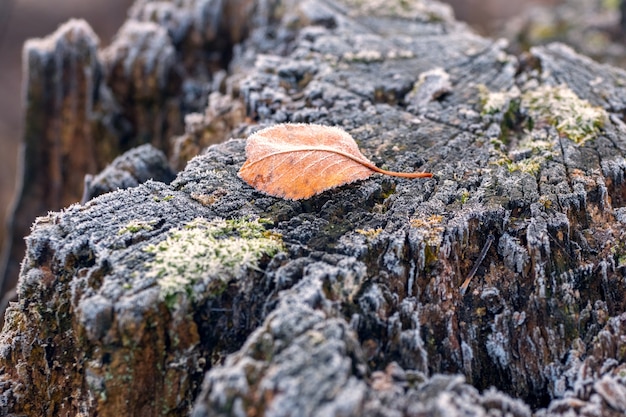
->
xmin=489 ymin=127 xmax=557 ymax=175
xmin=118 ymin=220 xmax=156 ymax=235
xmin=521 ymin=84 xmax=607 ymax=144
xmin=478 ymin=85 xmax=520 ymax=116
xmin=480 ymin=84 xmax=606 ymax=147
xmin=144 ymin=218 xmax=283 ymax=304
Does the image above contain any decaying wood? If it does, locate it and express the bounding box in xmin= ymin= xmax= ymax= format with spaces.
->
xmin=0 ymin=0 xmax=260 ymax=313
xmin=1 ymin=0 xmax=626 ymax=416
xmin=0 ymin=20 xmax=104 ymax=307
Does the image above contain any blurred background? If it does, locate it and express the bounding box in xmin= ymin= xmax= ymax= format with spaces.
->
xmin=0 ymin=0 xmax=622 ymax=300
xmin=0 ymin=0 xmax=134 ymax=261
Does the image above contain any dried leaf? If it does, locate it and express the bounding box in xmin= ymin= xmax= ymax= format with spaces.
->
xmin=238 ymin=123 xmax=432 ymax=200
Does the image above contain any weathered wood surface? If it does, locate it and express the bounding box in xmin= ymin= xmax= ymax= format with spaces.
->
xmin=2 ymin=0 xmax=626 ymax=416
xmin=0 ymin=0 xmax=256 ymax=307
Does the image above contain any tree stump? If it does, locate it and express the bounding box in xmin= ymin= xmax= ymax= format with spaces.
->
xmin=1 ymin=0 xmax=626 ymax=416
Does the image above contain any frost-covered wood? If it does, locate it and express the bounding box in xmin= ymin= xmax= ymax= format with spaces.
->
xmin=0 ymin=20 xmax=104 ymax=303
xmin=1 ymin=0 xmax=626 ymax=416
xmin=81 ymin=144 xmax=175 ymax=202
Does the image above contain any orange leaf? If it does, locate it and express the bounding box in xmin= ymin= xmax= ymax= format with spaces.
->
xmin=238 ymin=123 xmax=432 ymax=200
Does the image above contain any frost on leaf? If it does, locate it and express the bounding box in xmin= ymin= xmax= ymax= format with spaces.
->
xmin=238 ymin=123 xmax=432 ymax=200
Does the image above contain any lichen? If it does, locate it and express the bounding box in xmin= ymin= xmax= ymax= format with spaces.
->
xmin=356 ymin=228 xmax=383 ymax=240
xmin=342 ymin=50 xmax=383 ymax=63
xmin=410 ymin=214 xmax=445 ymax=246
xmin=153 ymin=195 xmax=174 ymax=202
xmin=118 ymin=219 xmax=156 ymax=235
xmin=144 ymin=217 xmax=283 ymax=304
xmin=521 ymin=84 xmax=607 ymax=144
xmin=478 ymin=85 xmax=520 ymax=116
xmin=507 ymin=156 xmax=543 ymax=176
xmin=459 ymin=190 xmax=470 ymax=205
xmin=611 ymin=243 xmax=626 ymax=268
xmin=491 ymin=131 xmax=556 ymax=176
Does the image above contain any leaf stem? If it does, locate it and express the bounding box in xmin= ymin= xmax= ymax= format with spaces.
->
xmin=370 ymin=166 xmax=433 ymax=178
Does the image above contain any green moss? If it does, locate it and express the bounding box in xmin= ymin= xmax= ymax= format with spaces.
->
xmin=153 ymin=195 xmax=174 ymax=202
xmin=381 ymin=183 xmax=397 ymax=200
xmin=478 ymin=86 xmax=523 ymax=148
xmin=521 ymin=84 xmax=607 ymax=144
xmin=423 ymin=244 xmax=439 ymax=266
xmin=481 ymin=84 xmax=607 ymax=147
xmin=144 ymin=217 xmax=283 ymax=304
xmin=478 ymin=85 xmax=520 ymax=116
xmin=459 ymin=190 xmax=470 ymax=205
xmin=538 ymin=195 xmax=554 ymax=210
xmin=507 ymin=156 xmax=543 ymax=176
xmin=118 ymin=219 xmax=156 ymax=235
xmin=491 ymin=129 xmax=556 ymax=175
xmin=612 ymin=243 xmax=626 ymax=268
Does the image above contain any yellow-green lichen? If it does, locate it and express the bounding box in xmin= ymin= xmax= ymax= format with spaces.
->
xmin=459 ymin=190 xmax=470 ymax=205
xmin=410 ymin=214 xmax=444 ymax=246
xmin=611 ymin=243 xmax=626 ymax=268
xmin=478 ymin=85 xmax=520 ymax=116
xmin=492 ymin=151 xmax=544 ymax=176
xmin=521 ymin=84 xmax=607 ymax=144
xmin=508 ymin=156 xmax=544 ymax=176
xmin=356 ymin=228 xmax=383 ymax=240
xmin=153 ymin=195 xmax=174 ymax=202
xmin=491 ymin=129 xmax=557 ymax=175
xmin=538 ymin=195 xmax=554 ymax=210
xmin=144 ymin=217 xmax=283 ymax=304
xmin=118 ymin=220 xmax=156 ymax=235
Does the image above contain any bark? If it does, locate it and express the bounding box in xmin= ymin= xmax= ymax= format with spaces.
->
xmin=1 ymin=0 xmax=626 ymax=416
